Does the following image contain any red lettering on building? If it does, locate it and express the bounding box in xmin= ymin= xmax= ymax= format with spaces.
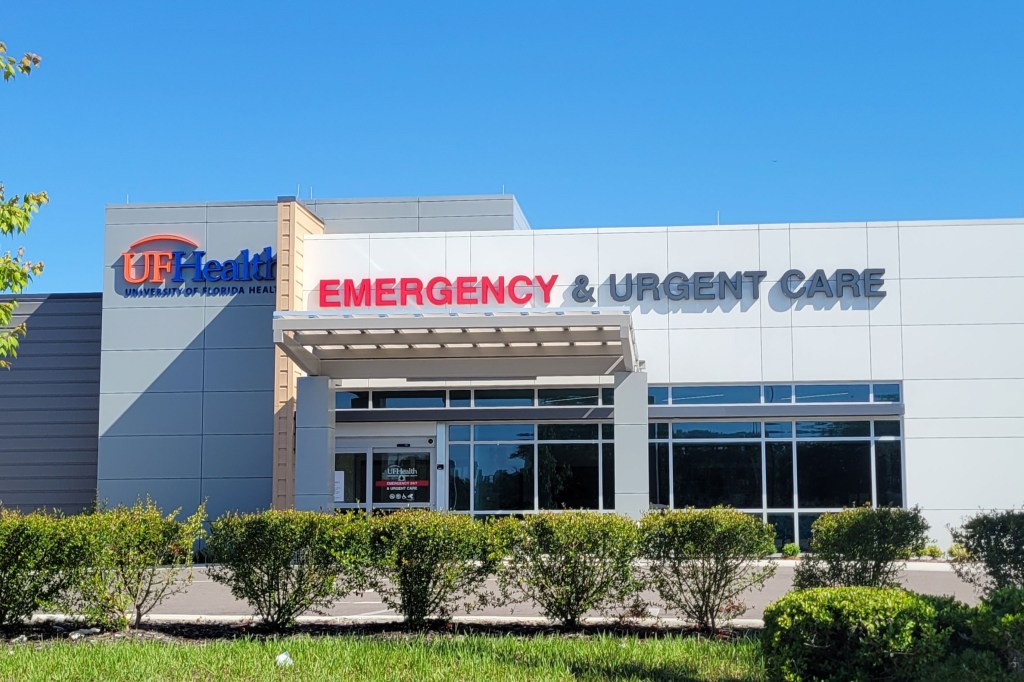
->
xmin=317 ymin=275 xmax=559 ymax=308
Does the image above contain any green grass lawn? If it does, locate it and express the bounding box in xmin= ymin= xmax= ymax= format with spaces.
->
xmin=0 ymin=634 xmax=766 ymax=682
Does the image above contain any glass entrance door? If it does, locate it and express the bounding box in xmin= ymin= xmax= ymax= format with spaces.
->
xmin=334 ymin=451 xmax=368 ymax=507
xmin=372 ymin=450 xmax=434 ymax=508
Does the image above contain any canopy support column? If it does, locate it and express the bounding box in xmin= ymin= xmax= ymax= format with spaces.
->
xmin=613 ymin=371 xmax=649 ymax=518
xmin=294 ymin=376 xmax=334 ymax=511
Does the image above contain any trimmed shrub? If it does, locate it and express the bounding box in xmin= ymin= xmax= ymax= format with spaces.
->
xmin=915 ymin=593 xmax=973 ymax=653
xmin=762 ymin=587 xmax=945 ymax=682
xmin=920 ymin=544 xmax=944 ymax=560
xmin=494 ymin=512 xmax=639 ymax=627
xmin=366 ymin=510 xmax=497 ymax=627
xmin=919 ymin=649 xmax=1010 ymax=682
xmin=793 ymin=507 xmax=929 ymax=589
xmin=948 ymin=543 xmax=970 ymax=562
xmin=781 ymin=543 xmax=800 ymax=559
xmin=207 ymin=510 xmax=368 ymax=630
xmin=0 ymin=509 xmax=85 ymax=628
xmin=972 ymin=587 xmax=1024 ymax=672
xmin=951 ymin=509 xmax=1024 ymax=594
xmin=639 ymin=508 xmax=776 ymax=631
xmin=66 ymin=499 xmax=206 ymax=630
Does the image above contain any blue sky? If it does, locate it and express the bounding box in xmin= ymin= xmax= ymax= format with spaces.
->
xmin=4 ymin=1 xmax=1023 ymax=293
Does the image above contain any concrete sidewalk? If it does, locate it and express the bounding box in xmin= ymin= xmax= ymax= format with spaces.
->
xmin=135 ymin=561 xmax=976 ymax=624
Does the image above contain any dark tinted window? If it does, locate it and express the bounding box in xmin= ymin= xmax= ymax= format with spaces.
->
xmin=335 ymin=391 xmax=369 ymax=409
xmin=372 ymin=390 xmax=446 ymax=409
xmin=795 ymin=421 xmax=871 ymax=438
xmin=649 ymin=443 xmax=670 ymax=508
xmin=649 ymin=422 xmax=669 ymax=440
xmin=766 ymin=443 xmax=794 ymax=508
xmin=765 ymin=422 xmax=793 ymax=439
xmin=796 ymin=441 xmax=872 ymax=508
xmin=538 ymin=388 xmax=598 ymax=406
xmin=474 ymin=424 xmax=534 ymax=441
xmin=673 ymin=443 xmax=763 ymax=508
xmin=538 ymin=444 xmax=599 ymax=509
xmin=448 ymin=444 xmax=471 ymax=511
xmin=795 ymin=384 xmax=870 ymax=403
xmin=538 ymin=423 xmax=599 ymax=441
xmin=767 ymin=513 xmax=795 ymax=550
xmin=474 ymin=443 xmax=534 ymax=511
xmin=873 ymin=383 xmax=901 ymax=402
xmin=672 ymin=385 xmax=761 ymax=404
xmin=875 ymin=441 xmax=904 ymax=507
xmin=799 ymin=513 xmax=822 ymax=551
xmin=475 ymin=389 xmax=534 ymax=407
xmin=672 ymin=422 xmax=761 ymax=440
xmin=450 ymin=390 xmax=471 ymax=407
xmin=601 ymin=387 xmax=615 ymax=406
xmin=874 ymin=420 xmax=901 ymax=437
xmin=648 ymin=386 xmax=669 ymax=405
xmin=601 ymin=423 xmax=615 ymax=440
xmin=602 ymin=444 xmax=615 ymax=510
xmin=764 ymin=385 xmax=793 ymax=403
xmin=448 ymin=425 xmax=470 ymax=442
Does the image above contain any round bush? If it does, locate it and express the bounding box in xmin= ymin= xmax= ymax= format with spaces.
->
xmin=781 ymin=543 xmax=800 ymax=559
xmin=762 ymin=587 xmax=945 ymax=682
xmin=972 ymin=586 xmax=1024 ymax=671
xmin=951 ymin=509 xmax=1024 ymax=593
xmin=494 ymin=512 xmax=639 ymax=627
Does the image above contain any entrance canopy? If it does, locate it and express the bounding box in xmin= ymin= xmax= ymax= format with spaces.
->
xmin=273 ymin=308 xmax=639 ymax=380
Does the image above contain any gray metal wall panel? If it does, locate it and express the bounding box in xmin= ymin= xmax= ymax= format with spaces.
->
xmin=0 ymin=294 xmax=101 ymax=514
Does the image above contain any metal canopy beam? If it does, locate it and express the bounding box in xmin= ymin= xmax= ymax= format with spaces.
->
xmin=272 ymin=308 xmax=638 ymax=380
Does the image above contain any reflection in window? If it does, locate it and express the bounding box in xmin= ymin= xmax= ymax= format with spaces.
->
xmin=649 ymin=443 xmax=670 ymax=508
xmin=795 ymin=421 xmax=871 ymax=438
xmin=796 ymin=441 xmax=872 ymax=508
xmin=672 ymin=385 xmax=761 ymax=404
xmin=649 ymin=422 xmax=669 ymax=440
xmin=673 ymin=443 xmax=762 ymax=508
xmin=799 ymin=513 xmax=821 ymax=551
xmin=448 ymin=425 xmax=470 ymax=442
xmin=538 ymin=423 xmax=599 ymax=441
xmin=335 ymin=391 xmax=369 ymax=409
xmin=875 ymin=441 xmax=904 ymax=507
xmin=795 ymin=384 xmax=870 ymax=403
xmin=603 ymin=444 xmax=615 ymax=510
xmin=372 ymin=390 xmax=446 ymax=408
xmin=873 ymin=383 xmax=901 ymax=402
xmin=448 ymin=444 xmax=470 ymax=511
xmin=765 ymin=421 xmax=793 ymax=439
xmin=648 ymin=386 xmax=670 ymax=405
xmin=474 ymin=389 xmax=534 ymax=407
xmin=538 ymin=444 xmax=599 ymax=509
xmin=767 ymin=513 xmax=795 ymax=550
xmin=764 ymin=385 xmax=793 ymax=403
xmin=450 ymin=390 xmax=471 ymax=407
xmin=538 ymin=388 xmax=598 ymax=406
xmin=474 ymin=424 xmax=534 ymax=441
xmin=474 ymin=443 xmax=534 ymax=511
xmin=766 ymin=443 xmax=794 ymax=508
xmin=874 ymin=420 xmax=901 ymax=437
xmin=673 ymin=422 xmax=761 ymax=440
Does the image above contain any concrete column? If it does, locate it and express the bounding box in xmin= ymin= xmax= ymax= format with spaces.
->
xmin=294 ymin=376 xmax=334 ymax=511
xmin=613 ymin=371 xmax=649 ymax=518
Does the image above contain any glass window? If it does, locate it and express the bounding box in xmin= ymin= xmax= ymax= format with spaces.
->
xmin=873 ymin=383 xmax=901 ymax=402
xmin=874 ymin=420 xmax=901 ymax=437
xmin=450 ymin=390 xmax=471 ymax=407
xmin=764 ymin=385 xmax=793 ymax=404
xmin=767 ymin=513 xmax=795 ymax=551
xmin=602 ymin=444 xmax=615 ymax=510
xmin=448 ymin=425 xmax=470 ymax=442
xmin=475 ymin=389 xmax=534 ymax=407
xmin=765 ymin=421 xmax=793 ymax=439
xmin=648 ymin=386 xmax=670 ymax=405
xmin=474 ymin=443 xmax=534 ymax=511
xmin=795 ymin=421 xmax=871 ymax=438
xmin=672 ymin=385 xmax=761 ymax=404
xmin=601 ymin=423 xmax=615 ymax=440
xmin=875 ymin=441 xmax=904 ymax=507
xmin=601 ymin=387 xmax=615 ymax=406
xmin=335 ymin=391 xmax=369 ymax=409
xmin=649 ymin=422 xmax=669 ymax=440
xmin=795 ymin=384 xmax=870 ymax=403
xmin=766 ymin=443 xmax=794 ymax=508
xmin=448 ymin=444 xmax=471 ymax=511
xmin=538 ymin=388 xmax=598 ymax=407
xmin=538 ymin=423 xmax=599 ymax=441
xmin=473 ymin=424 xmax=534 ymax=441
xmin=799 ymin=513 xmax=822 ymax=551
xmin=372 ymin=451 xmax=431 ymax=505
xmin=538 ymin=444 xmax=599 ymax=509
xmin=372 ymin=390 xmax=446 ymax=409
xmin=673 ymin=443 xmax=763 ymax=508
xmin=334 ymin=452 xmax=366 ymax=504
xmin=649 ymin=443 xmax=670 ymax=509
xmin=672 ymin=422 xmax=761 ymax=440
xmin=796 ymin=441 xmax=872 ymax=508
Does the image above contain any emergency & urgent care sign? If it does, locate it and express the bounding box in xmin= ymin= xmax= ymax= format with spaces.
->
xmin=318 ymin=275 xmax=558 ymax=307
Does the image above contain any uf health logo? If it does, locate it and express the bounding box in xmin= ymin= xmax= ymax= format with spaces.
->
xmin=119 ymin=234 xmax=277 ymax=298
